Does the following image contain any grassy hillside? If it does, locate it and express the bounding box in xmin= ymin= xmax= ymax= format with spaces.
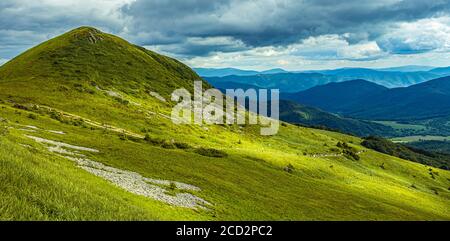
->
xmin=278 ymin=100 xmax=395 ymax=137
xmin=0 ymin=27 xmax=449 ymax=220
xmin=0 ymin=27 xmax=206 ymax=98
xmin=362 ymin=136 xmax=450 ymax=170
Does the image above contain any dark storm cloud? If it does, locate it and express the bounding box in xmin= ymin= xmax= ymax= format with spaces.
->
xmin=0 ymin=0 xmax=449 ymax=62
xmin=122 ymin=0 xmax=450 ymax=55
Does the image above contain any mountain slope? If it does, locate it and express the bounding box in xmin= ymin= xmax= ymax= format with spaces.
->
xmin=0 ymin=26 xmax=205 ymax=96
xmin=1 ymin=27 xmax=449 ymax=221
xmin=429 ymin=66 xmax=450 ymax=76
xmin=283 ymin=79 xmax=388 ymax=113
xmin=286 ymin=77 xmax=450 ymax=121
xmin=278 ymin=100 xmax=395 ymax=137
xmin=346 ymin=76 xmax=450 ymax=120
xmin=208 ymin=78 xmax=395 ymax=137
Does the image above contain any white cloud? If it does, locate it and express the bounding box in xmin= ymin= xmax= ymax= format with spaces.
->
xmin=184 ymin=34 xmax=386 ymax=70
xmin=288 ymin=35 xmax=385 ymax=60
xmin=378 ymin=17 xmax=450 ymax=54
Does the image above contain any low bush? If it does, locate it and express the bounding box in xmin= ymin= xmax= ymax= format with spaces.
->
xmin=174 ymin=142 xmax=191 ymax=149
xmin=343 ymin=149 xmax=360 ymax=161
xmin=195 ymin=148 xmax=228 ymax=158
xmin=161 ymin=142 xmax=176 ymax=149
xmin=28 ymin=113 xmax=38 ymax=120
xmin=283 ymin=164 xmax=295 ymax=174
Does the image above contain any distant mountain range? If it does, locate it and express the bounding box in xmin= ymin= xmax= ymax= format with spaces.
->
xmin=428 ymin=66 xmax=450 ymax=76
xmin=283 ymin=79 xmax=388 ymax=113
xmin=206 ymin=73 xmax=338 ymax=92
xmin=309 ymin=68 xmax=439 ymax=88
xmin=376 ymin=65 xmax=435 ymax=72
xmin=204 ymin=67 xmax=450 ymax=137
xmin=283 ymin=76 xmax=450 ymax=121
xmin=194 ymin=67 xmax=288 ymax=77
xmin=211 ymin=80 xmax=395 ymax=137
xmin=198 ymin=66 xmax=450 ymax=91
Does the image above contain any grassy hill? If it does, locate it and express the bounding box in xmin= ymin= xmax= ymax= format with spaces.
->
xmin=362 ymin=136 xmax=450 ymax=170
xmin=278 ymin=100 xmax=395 ymax=137
xmin=0 ymin=27 xmax=449 ymax=220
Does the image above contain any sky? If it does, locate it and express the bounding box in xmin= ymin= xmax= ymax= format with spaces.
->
xmin=0 ymin=0 xmax=450 ymax=70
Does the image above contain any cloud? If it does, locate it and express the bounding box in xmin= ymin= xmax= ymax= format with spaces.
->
xmin=0 ymin=0 xmax=449 ymax=69
xmin=122 ymin=0 xmax=450 ymax=54
xmin=287 ymin=34 xmax=385 ymax=61
xmin=0 ymin=0 xmax=131 ymax=58
xmin=377 ymin=17 xmax=450 ymax=54
xmin=183 ymin=34 xmax=387 ymax=70
xmin=145 ymin=36 xmax=248 ymax=57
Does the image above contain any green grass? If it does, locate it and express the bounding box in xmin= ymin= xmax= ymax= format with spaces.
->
xmin=0 ymin=132 xmax=205 ymax=221
xmin=1 ymin=103 xmax=449 ymax=220
xmin=362 ymin=136 xmax=450 ymax=169
xmin=0 ymin=27 xmax=449 ymax=220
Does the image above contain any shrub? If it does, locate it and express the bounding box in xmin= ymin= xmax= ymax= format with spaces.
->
xmin=119 ymin=132 xmax=128 ymax=141
xmin=58 ymin=85 xmax=69 ymax=91
xmin=195 ymin=148 xmax=228 ymax=158
xmin=13 ymin=103 xmax=29 ymax=111
xmin=114 ymin=96 xmax=129 ymax=105
xmin=28 ymin=113 xmax=37 ymax=120
xmin=144 ymin=134 xmax=165 ymax=145
xmin=284 ymin=164 xmax=295 ymax=174
xmin=174 ymin=142 xmax=191 ymax=149
xmin=169 ymin=182 xmax=177 ymax=190
xmin=71 ymin=118 xmax=85 ymax=127
xmin=343 ymin=149 xmax=360 ymax=161
xmin=161 ymin=142 xmax=176 ymax=149
xmin=50 ymin=110 xmax=64 ymax=122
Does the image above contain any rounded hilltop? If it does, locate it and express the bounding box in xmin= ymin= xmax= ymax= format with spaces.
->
xmin=68 ymin=26 xmax=105 ymax=43
xmin=0 ymin=26 xmax=206 ymax=97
